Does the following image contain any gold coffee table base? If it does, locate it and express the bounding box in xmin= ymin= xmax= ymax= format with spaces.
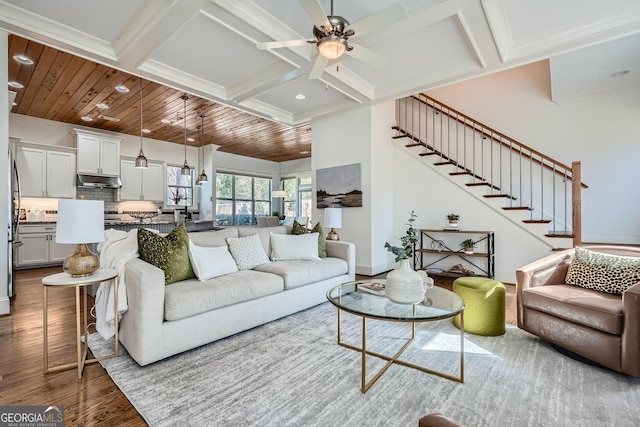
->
xmin=337 ymin=309 xmax=464 ymax=393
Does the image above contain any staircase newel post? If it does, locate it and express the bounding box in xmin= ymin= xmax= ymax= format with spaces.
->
xmin=571 ymin=161 xmax=582 ymax=247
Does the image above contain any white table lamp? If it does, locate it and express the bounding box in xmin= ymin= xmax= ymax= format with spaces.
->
xmin=56 ymin=199 xmax=104 ymax=276
xmin=324 ymin=207 xmax=342 ymax=241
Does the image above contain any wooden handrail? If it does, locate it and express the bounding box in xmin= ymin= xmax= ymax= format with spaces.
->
xmin=412 ymin=94 xmax=589 ymax=189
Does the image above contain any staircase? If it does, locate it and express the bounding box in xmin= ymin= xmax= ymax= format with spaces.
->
xmin=393 ymin=94 xmax=587 ymax=250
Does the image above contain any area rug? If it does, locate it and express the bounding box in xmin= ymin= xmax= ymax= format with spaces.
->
xmin=88 ymin=303 xmax=640 ymax=427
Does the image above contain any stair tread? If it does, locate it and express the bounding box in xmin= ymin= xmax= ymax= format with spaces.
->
xmin=523 ymin=219 xmax=552 ymax=224
xmin=546 ymin=233 xmax=575 ymax=238
xmin=466 ymin=182 xmax=490 ymax=187
xmin=405 ymin=143 xmax=423 ymax=148
xmin=502 ymin=206 xmax=531 ymax=210
xmin=419 ymin=152 xmax=438 ymax=156
xmin=392 ymin=135 xmax=408 ymax=139
xmin=433 ymin=161 xmax=455 ymax=166
xmin=449 ymin=171 xmax=472 ymax=176
xmin=483 ymin=194 xmax=517 ymax=200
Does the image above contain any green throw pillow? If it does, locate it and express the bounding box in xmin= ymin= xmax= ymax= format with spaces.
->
xmin=291 ymin=220 xmax=307 ymax=235
xmin=565 ymin=247 xmax=640 ymax=295
xmin=138 ymin=223 xmax=195 ymax=285
xmin=291 ymin=220 xmax=327 ymax=258
xmin=311 ymin=222 xmax=327 ymax=258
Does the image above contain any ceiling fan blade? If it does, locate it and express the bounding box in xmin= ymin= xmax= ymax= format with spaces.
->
xmin=347 ymin=4 xmax=407 ymax=38
xmin=257 ymin=39 xmax=313 ymax=50
xmin=300 ymin=0 xmax=332 ymax=32
xmin=308 ymin=55 xmax=329 ymax=79
xmin=347 ymin=43 xmax=388 ymax=69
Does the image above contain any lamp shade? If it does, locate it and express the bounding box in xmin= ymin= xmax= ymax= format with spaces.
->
xmin=56 ymin=199 xmax=105 ymax=244
xmin=323 ymin=207 xmax=342 ymax=229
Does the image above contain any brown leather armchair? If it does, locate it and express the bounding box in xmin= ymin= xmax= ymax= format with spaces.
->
xmin=516 ymin=245 xmax=640 ymax=377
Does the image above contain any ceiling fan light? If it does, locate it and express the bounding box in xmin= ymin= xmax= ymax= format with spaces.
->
xmin=318 ymin=37 xmax=347 ymax=59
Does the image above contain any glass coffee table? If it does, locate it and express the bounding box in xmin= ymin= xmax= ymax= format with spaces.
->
xmin=327 ymin=279 xmax=465 ymax=393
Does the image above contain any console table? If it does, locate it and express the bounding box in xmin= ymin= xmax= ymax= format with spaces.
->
xmin=415 ymin=229 xmax=495 ymax=279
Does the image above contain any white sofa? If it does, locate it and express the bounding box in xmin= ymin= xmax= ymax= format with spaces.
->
xmin=118 ymin=225 xmax=355 ymax=366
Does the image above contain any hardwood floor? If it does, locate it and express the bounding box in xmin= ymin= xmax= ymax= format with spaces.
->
xmin=0 ymin=268 xmax=516 ymax=427
xmin=0 ymin=267 xmax=145 ymax=426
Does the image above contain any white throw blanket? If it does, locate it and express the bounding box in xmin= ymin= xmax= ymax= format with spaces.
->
xmin=95 ymin=228 xmax=139 ymax=339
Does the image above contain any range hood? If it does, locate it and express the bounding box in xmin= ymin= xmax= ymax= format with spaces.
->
xmin=77 ymin=174 xmax=122 ymax=188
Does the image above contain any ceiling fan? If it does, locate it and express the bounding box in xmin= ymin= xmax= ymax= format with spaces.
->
xmin=256 ymin=0 xmax=407 ymax=79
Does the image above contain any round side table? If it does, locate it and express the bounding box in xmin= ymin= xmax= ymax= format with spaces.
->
xmin=42 ymin=268 xmax=119 ymax=379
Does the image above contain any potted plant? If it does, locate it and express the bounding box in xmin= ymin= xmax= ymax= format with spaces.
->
xmin=447 ymin=213 xmax=460 ymax=227
xmin=384 ymin=211 xmax=433 ymax=304
xmin=461 ymin=238 xmax=476 ymax=254
xmin=384 ymin=211 xmax=418 ymax=262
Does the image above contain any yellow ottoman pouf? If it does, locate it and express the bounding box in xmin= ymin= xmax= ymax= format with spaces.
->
xmin=452 ymin=277 xmax=505 ymax=336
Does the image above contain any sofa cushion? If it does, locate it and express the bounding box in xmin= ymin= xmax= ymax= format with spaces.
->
xmin=270 ymin=232 xmax=320 ymax=261
xmin=188 ymin=227 xmax=238 ymax=247
xmin=188 ymin=241 xmax=238 ymax=281
xmin=238 ymin=225 xmax=288 ymax=255
xmin=254 ymin=257 xmax=348 ymax=289
xmin=565 ymin=247 xmax=640 ymax=295
xmin=227 ymin=234 xmax=271 ymax=270
xmin=292 ymin=220 xmax=327 ymax=258
xmin=521 ymin=284 xmax=623 ymax=334
xmin=138 ymin=223 xmax=195 ymax=285
xmin=164 ymin=270 xmax=284 ymax=321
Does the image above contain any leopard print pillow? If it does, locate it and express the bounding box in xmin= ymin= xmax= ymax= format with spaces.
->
xmin=565 ymin=247 xmax=640 ymax=295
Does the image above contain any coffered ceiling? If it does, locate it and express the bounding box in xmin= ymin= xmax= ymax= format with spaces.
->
xmin=2 ymin=0 xmax=640 ymax=161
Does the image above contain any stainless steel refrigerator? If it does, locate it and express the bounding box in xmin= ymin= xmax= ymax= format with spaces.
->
xmin=7 ymin=147 xmax=22 ymax=298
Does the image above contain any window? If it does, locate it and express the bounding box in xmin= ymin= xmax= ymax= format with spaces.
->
xmin=278 ymin=177 xmax=312 ymax=222
xmin=298 ymin=177 xmax=312 ymax=220
xmin=282 ymin=177 xmax=297 ymax=219
xmin=216 ymin=172 xmax=272 ymax=225
xmin=166 ymin=165 xmax=193 ymax=207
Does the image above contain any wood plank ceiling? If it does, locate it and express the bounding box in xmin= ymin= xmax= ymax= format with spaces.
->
xmin=7 ymin=35 xmax=312 ymax=162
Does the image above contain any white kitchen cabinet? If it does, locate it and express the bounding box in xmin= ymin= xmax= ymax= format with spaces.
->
xmin=15 ymin=224 xmax=75 ymax=268
xmin=15 ymin=145 xmax=76 ymax=198
xmin=119 ymin=158 xmax=165 ymax=202
xmin=75 ymin=129 xmax=121 ymax=176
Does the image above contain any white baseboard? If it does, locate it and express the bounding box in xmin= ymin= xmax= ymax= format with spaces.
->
xmin=355 ymin=262 xmax=392 ymax=277
xmin=0 ymin=296 xmax=10 ymax=315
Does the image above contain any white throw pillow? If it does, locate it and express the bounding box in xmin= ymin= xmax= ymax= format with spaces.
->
xmin=226 ymin=234 xmax=271 ymax=270
xmin=270 ymin=232 xmax=320 ymax=261
xmin=188 ymin=240 xmax=238 ymax=281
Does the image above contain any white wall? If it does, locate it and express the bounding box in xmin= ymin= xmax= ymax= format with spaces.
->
xmin=1 ymin=31 xmax=10 ymax=314
xmin=311 ymin=102 xmax=396 ymax=275
xmin=427 ymin=60 xmax=640 ymax=244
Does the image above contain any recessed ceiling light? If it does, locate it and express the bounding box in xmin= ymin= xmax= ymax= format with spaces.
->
xmin=96 ymin=103 xmax=109 ymax=109
xmin=97 ymin=114 xmax=120 ymax=122
xmin=295 ymin=94 xmax=306 ymax=100
xmin=115 ymin=85 xmax=129 ymax=93
xmin=8 ymin=81 xmax=23 ymax=89
xmin=611 ymin=70 xmax=629 ymax=78
xmin=13 ymin=54 xmax=33 ymax=65
xmin=12 ymin=102 xmax=17 ymax=107
xmin=187 ymin=137 xmax=195 ymax=142
xmin=142 ymin=129 xmax=151 ymax=134
xmin=300 ymin=150 xmax=310 ymax=154
xmin=161 ymin=119 xmax=172 ymax=124
xmin=81 ymin=116 xmax=93 ymax=122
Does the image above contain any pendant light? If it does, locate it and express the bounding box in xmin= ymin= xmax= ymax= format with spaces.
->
xmin=180 ymin=95 xmax=191 ymax=175
xmin=134 ymin=78 xmax=148 ymax=169
xmin=196 ymin=114 xmax=208 ymax=185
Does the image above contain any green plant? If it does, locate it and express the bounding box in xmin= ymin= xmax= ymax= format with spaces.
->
xmin=461 ymin=238 xmax=476 ymax=249
xmin=384 ymin=211 xmax=418 ymax=262
xmin=447 ymin=213 xmax=460 ymax=221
